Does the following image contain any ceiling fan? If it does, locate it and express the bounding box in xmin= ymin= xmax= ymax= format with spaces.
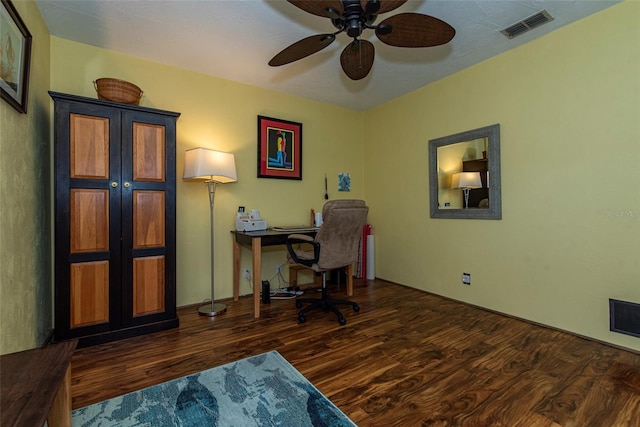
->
xmin=269 ymin=0 xmax=456 ymax=80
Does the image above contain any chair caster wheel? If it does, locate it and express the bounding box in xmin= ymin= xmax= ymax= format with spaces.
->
xmin=298 ymin=314 xmax=306 ymax=323
xmin=353 ymin=304 xmax=360 ymax=312
xmin=296 ymin=300 xmax=302 ymax=309
xmin=338 ymin=317 xmax=346 ymax=326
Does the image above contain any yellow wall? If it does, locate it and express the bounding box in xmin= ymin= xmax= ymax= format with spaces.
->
xmin=49 ymin=37 xmax=364 ymax=306
xmin=0 ymin=0 xmax=51 ymax=354
xmin=364 ymin=1 xmax=640 ymax=351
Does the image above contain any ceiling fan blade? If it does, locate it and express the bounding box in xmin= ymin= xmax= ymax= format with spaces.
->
xmin=287 ymin=0 xmax=344 ymax=18
xmin=269 ymin=34 xmax=336 ymax=67
xmin=340 ymin=39 xmax=375 ymax=80
xmin=376 ymin=13 xmax=455 ymax=47
xmin=361 ymin=0 xmax=407 ymax=15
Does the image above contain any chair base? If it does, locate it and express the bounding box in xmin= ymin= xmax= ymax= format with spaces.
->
xmin=295 ymin=294 xmax=359 ymax=325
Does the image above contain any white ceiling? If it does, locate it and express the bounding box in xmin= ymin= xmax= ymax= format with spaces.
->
xmin=35 ymin=0 xmax=620 ymax=111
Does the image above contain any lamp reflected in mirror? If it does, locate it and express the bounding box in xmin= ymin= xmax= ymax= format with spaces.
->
xmin=451 ymin=172 xmax=482 ymax=209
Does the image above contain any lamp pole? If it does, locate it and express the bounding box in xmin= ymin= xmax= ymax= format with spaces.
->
xmin=199 ymin=179 xmax=227 ymax=316
xmin=463 ymin=187 xmax=471 ymax=209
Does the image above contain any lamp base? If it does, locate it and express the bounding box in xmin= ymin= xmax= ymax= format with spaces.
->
xmin=198 ymin=302 xmax=227 ymax=317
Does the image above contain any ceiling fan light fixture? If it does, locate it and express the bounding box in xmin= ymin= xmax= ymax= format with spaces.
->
xmin=347 ymin=19 xmax=363 ymax=37
xmin=375 ymin=23 xmax=392 ymax=36
xmin=364 ymin=0 xmax=381 ymax=15
xmin=324 ymin=7 xmax=342 ymax=20
xmin=368 ymin=0 xmax=408 ymax=15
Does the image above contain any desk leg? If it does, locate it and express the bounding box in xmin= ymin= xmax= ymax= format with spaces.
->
xmin=346 ymin=264 xmax=354 ymax=297
xmin=233 ymin=238 xmax=240 ymax=301
xmin=252 ymin=237 xmax=262 ymax=318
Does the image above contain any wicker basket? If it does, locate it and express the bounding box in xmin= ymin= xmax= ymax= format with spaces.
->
xmin=94 ymin=78 xmax=143 ymax=105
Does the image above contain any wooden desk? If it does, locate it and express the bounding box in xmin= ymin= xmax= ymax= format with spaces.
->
xmin=233 ymin=229 xmax=343 ymax=318
xmin=1 ymin=339 xmax=77 ymax=427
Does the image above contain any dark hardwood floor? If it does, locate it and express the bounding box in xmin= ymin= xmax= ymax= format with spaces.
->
xmin=71 ymin=279 xmax=640 ymax=426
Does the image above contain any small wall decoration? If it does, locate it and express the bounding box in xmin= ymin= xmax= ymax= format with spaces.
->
xmin=257 ymin=115 xmax=302 ymax=180
xmin=0 ymin=0 xmax=32 ymax=114
xmin=338 ymin=173 xmax=351 ymax=192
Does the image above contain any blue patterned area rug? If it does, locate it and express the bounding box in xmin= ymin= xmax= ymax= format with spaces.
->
xmin=72 ymin=350 xmax=356 ymax=427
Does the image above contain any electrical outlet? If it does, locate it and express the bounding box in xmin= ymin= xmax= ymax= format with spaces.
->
xmin=244 ymin=268 xmax=251 ymax=280
xmin=276 ymin=263 xmax=282 ymax=274
xmin=462 ymin=273 xmax=471 ymax=285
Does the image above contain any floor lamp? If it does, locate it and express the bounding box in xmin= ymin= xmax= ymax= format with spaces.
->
xmin=183 ymin=148 xmax=237 ymax=316
xmin=451 ymin=172 xmax=482 ymax=209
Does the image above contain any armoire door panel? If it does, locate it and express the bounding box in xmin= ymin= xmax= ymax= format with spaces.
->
xmin=70 ymin=261 xmax=109 ymax=328
xmin=70 ymin=114 xmax=110 ymax=179
xmin=133 ymin=190 xmax=165 ymax=248
xmin=70 ymin=189 xmax=109 ymax=253
xmin=133 ymin=256 xmax=166 ymax=316
xmin=133 ymin=122 xmax=165 ymax=182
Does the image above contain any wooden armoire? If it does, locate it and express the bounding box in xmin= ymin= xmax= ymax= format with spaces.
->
xmin=50 ymin=92 xmax=180 ymax=346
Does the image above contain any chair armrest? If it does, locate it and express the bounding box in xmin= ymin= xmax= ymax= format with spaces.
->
xmin=286 ymin=234 xmax=320 ymax=267
xmin=288 ymin=233 xmax=315 ymax=243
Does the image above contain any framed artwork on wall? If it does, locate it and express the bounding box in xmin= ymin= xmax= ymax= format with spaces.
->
xmin=0 ymin=0 xmax=32 ymax=114
xmin=257 ymin=115 xmax=302 ymax=180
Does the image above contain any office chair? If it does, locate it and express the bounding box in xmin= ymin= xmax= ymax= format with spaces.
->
xmin=286 ymin=200 xmax=368 ymax=325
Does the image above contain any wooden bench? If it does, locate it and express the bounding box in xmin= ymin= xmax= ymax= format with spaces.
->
xmin=1 ymin=339 xmax=77 ymax=427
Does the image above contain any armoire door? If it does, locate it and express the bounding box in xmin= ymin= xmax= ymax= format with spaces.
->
xmin=54 ymin=102 xmax=123 ymax=339
xmin=120 ymin=110 xmax=176 ymax=327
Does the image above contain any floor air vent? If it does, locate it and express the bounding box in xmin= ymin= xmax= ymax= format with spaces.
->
xmin=610 ymin=299 xmax=640 ymax=338
xmin=501 ymin=10 xmax=554 ymax=39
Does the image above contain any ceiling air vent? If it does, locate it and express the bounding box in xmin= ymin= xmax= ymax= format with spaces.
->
xmin=501 ymin=10 xmax=554 ymax=39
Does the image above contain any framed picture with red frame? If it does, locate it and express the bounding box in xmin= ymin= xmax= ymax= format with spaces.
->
xmin=257 ymin=115 xmax=302 ymax=180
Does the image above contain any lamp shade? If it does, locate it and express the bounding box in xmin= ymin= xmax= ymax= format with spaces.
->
xmin=183 ymin=148 xmax=237 ymax=183
xmin=451 ymin=172 xmax=482 ymax=189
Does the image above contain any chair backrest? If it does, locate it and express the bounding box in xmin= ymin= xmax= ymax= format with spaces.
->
xmin=314 ymin=200 xmax=369 ymax=270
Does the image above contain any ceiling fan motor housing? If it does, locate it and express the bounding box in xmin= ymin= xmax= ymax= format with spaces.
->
xmin=334 ymin=0 xmax=380 ymax=38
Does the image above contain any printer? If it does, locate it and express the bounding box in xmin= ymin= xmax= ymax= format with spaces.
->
xmin=235 ymin=209 xmax=268 ymax=232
